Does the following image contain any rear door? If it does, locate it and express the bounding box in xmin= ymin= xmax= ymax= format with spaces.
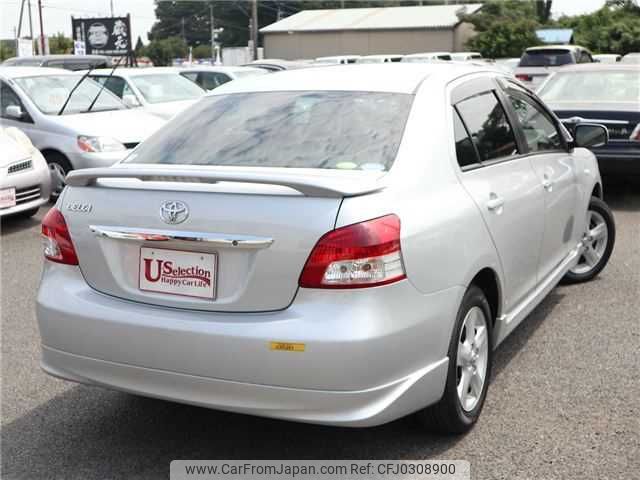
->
xmin=501 ymin=86 xmax=579 ymax=280
xmin=452 ymin=78 xmax=545 ymax=312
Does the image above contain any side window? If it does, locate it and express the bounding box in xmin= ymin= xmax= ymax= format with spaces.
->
xmin=200 ymin=72 xmax=231 ymax=90
xmin=456 ymin=91 xmax=519 ymax=162
xmin=507 ymin=92 xmax=563 ymax=152
xmin=181 ymin=72 xmax=198 ymax=83
xmin=0 ymin=81 xmax=29 ymax=121
xmin=453 ymin=108 xmax=479 ymax=168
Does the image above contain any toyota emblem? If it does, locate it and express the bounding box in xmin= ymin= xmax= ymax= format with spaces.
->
xmin=160 ymin=200 xmax=189 ymax=225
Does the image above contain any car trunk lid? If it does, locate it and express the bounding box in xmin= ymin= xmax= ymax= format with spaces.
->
xmin=62 ymin=166 xmax=386 ymax=312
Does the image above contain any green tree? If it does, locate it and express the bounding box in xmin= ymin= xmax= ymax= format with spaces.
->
xmin=0 ymin=40 xmax=16 ymax=62
xmin=135 ymin=36 xmax=145 ymax=56
xmin=460 ymin=0 xmax=542 ymax=58
xmin=144 ymin=36 xmax=188 ymax=66
xmin=556 ymin=1 xmax=640 ymax=54
xmin=49 ymin=32 xmax=73 ymax=54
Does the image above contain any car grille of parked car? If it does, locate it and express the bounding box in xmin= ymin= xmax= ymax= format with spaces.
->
xmin=124 ymin=143 xmax=139 ymax=149
xmin=7 ymin=159 xmax=32 ymax=175
xmin=15 ymin=185 xmax=41 ymax=205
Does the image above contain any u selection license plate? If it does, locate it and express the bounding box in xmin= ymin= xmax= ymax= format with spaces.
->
xmin=139 ymin=247 xmax=217 ymax=299
xmin=0 ymin=188 xmax=16 ymax=209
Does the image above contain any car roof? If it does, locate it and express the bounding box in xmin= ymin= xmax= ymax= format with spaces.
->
xmin=361 ymin=54 xmax=403 ymax=59
xmin=550 ymin=63 xmax=639 ymax=72
xmin=405 ymin=52 xmax=451 ymax=57
xmin=84 ymin=67 xmax=182 ymax=76
xmin=0 ymin=66 xmax=71 ymax=78
xmin=209 ymin=63 xmax=504 ymax=95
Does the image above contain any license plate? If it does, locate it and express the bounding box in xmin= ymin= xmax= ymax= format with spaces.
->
xmin=139 ymin=247 xmax=217 ymax=299
xmin=0 ymin=188 xmax=16 ymax=209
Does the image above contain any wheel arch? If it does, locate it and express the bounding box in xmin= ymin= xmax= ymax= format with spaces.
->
xmin=468 ymin=267 xmax=502 ymax=326
xmin=591 ymin=182 xmax=603 ymax=199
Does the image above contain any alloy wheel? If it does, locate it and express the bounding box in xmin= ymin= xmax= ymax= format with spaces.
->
xmin=456 ymin=306 xmax=489 ymax=412
xmin=570 ymin=210 xmax=609 ymax=275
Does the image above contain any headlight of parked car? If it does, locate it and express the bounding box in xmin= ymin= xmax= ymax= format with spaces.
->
xmin=77 ymin=135 xmax=126 ymax=153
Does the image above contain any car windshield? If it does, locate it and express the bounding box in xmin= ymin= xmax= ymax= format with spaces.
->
xmin=129 ymin=73 xmax=204 ymax=103
xmin=539 ymin=71 xmax=640 ymax=103
xmin=13 ymin=75 xmax=125 ymax=114
xmin=124 ymin=91 xmax=413 ymax=171
xmin=519 ymin=49 xmax=574 ymax=67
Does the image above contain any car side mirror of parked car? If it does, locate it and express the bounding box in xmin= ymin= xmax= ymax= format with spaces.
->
xmin=5 ymin=105 xmax=25 ymax=120
xmin=572 ymin=123 xmax=609 ymax=149
xmin=122 ymin=94 xmax=141 ymax=108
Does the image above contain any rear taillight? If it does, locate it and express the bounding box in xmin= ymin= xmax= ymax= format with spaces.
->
xmin=515 ymin=74 xmax=532 ymax=82
xmin=41 ymin=207 xmax=79 ymax=265
xmin=299 ymin=214 xmax=406 ymax=289
xmin=630 ymin=123 xmax=640 ymax=141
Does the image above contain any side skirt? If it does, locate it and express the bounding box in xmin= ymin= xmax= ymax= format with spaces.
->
xmin=493 ymin=240 xmax=584 ymax=347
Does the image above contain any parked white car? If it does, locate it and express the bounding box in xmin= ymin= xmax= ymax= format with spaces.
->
xmin=83 ymin=67 xmax=206 ymax=120
xmin=178 ymin=65 xmax=267 ymax=91
xmin=37 ymin=64 xmax=614 ymax=433
xmin=0 ymin=67 xmax=165 ymax=195
xmin=451 ymin=52 xmax=483 ymax=61
xmin=402 ymin=52 xmax=452 ymax=62
xmin=594 ymin=54 xmax=621 ymax=64
xmin=356 ymin=54 xmax=404 ymax=63
xmin=313 ymin=55 xmax=361 ymax=65
xmin=0 ymin=126 xmax=51 ymax=218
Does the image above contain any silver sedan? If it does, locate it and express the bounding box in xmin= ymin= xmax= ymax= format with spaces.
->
xmin=36 ymin=64 xmax=615 ymax=433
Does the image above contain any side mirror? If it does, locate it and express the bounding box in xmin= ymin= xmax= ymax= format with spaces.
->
xmin=122 ymin=94 xmax=141 ymax=108
xmin=5 ymin=105 xmax=24 ymax=120
xmin=574 ymin=123 xmax=609 ymax=148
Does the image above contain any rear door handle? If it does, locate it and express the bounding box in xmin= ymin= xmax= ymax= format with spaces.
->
xmin=486 ymin=195 xmax=504 ymax=212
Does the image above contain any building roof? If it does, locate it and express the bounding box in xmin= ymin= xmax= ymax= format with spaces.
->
xmin=260 ymin=4 xmax=483 ymax=33
xmin=536 ymin=28 xmax=574 ymax=45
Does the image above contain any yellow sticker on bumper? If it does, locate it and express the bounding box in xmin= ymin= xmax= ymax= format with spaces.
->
xmin=269 ymin=342 xmax=305 ymax=352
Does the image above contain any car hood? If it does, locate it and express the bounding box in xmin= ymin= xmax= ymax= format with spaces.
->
xmin=53 ymin=109 xmax=166 ymax=143
xmin=143 ymin=99 xmax=199 ymax=120
xmin=0 ymin=133 xmax=30 ymax=167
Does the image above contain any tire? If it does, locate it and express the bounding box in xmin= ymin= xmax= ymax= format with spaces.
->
xmin=44 ymin=152 xmax=72 ymax=200
xmin=562 ymin=196 xmax=615 ymax=284
xmin=417 ymin=285 xmax=493 ymax=434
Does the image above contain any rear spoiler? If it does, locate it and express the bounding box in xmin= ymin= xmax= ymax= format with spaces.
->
xmin=65 ymin=167 xmax=386 ymax=198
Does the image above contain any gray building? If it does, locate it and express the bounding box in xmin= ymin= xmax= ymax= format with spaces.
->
xmin=260 ymin=3 xmax=483 ymax=60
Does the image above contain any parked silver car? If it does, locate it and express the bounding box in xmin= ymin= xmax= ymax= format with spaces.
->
xmin=37 ymin=64 xmax=614 ymax=433
xmin=514 ymin=45 xmax=595 ymax=89
xmin=0 ymin=67 xmax=166 ymax=194
xmin=0 ymin=126 xmax=51 ymax=218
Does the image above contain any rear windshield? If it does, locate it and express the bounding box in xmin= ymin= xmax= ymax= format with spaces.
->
xmin=125 ymin=91 xmax=413 ymax=171
xmin=519 ymin=49 xmax=574 ymax=67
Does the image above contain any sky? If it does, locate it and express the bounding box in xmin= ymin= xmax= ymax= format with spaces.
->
xmin=1 ymin=0 xmax=609 ymax=43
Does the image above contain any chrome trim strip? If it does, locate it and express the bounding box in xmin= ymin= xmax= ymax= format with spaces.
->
xmin=89 ymin=225 xmax=274 ymax=249
xmin=559 ymin=117 xmax=630 ymax=125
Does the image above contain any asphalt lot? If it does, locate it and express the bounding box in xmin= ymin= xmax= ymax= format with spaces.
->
xmin=1 ymin=182 xmax=638 ymax=480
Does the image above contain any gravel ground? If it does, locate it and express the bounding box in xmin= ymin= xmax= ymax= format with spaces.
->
xmin=1 ymin=182 xmax=638 ymax=480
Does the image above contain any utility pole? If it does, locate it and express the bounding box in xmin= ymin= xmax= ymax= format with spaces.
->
xmin=181 ymin=17 xmax=186 ymax=43
xmin=251 ymin=0 xmax=258 ymax=61
xmin=37 ymin=0 xmax=45 ymax=55
xmin=210 ymin=3 xmax=215 ymax=61
xmin=110 ymin=0 xmax=114 ymax=17
xmin=27 ymin=0 xmax=34 ymax=39
xmin=17 ymin=0 xmax=26 ymax=37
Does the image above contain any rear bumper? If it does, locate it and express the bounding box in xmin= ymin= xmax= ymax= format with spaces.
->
xmin=41 ymin=345 xmax=448 ymax=427
xmin=36 ymin=263 xmax=462 ymax=426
